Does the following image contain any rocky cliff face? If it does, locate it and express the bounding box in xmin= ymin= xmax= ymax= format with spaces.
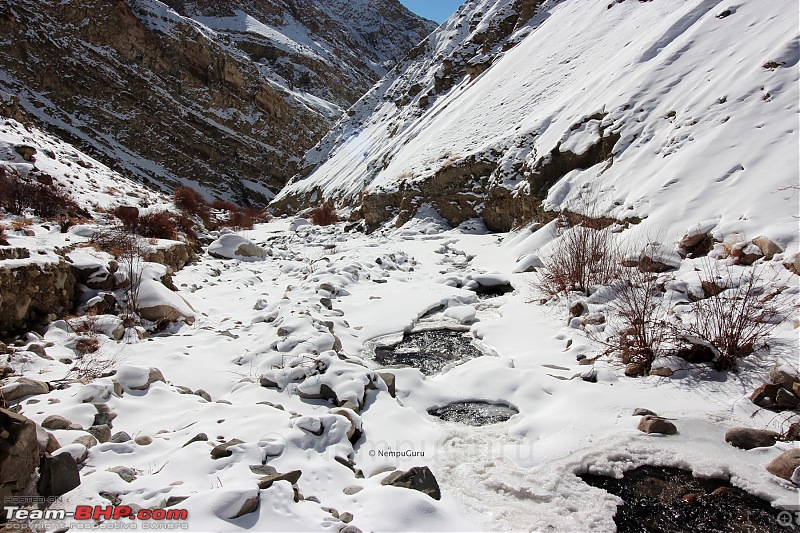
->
xmin=0 ymin=0 xmax=434 ymax=203
xmin=273 ymin=0 xmax=798 ymax=248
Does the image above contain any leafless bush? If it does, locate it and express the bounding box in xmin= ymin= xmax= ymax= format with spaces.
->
xmin=600 ymin=267 xmax=674 ymax=370
xmin=674 ymin=260 xmax=791 ymax=370
xmin=93 ymin=228 xmax=146 ymax=321
xmin=0 ymin=165 xmax=85 ymax=218
xmin=535 ymin=220 xmax=622 ymax=297
xmin=137 ymin=211 xmax=177 ymax=240
xmin=309 ymin=201 xmax=339 ymax=226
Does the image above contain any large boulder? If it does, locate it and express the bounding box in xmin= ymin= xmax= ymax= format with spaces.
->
xmin=724 ymin=428 xmax=781 ymax=450
xmin=136 ymin=264 xmax=195 ymax=325
xmin=751 ymin=237 xmax=782 ymax=261
xmin=637 ymin=415 xmax=678 ymax=435
xmin=114 ymin=365 xmax=165 ymax=391
xmin=766 ymin=449 xmax=800 ymax=485
xmin=381 ymin=466 xmax=441 ymax=500
xmin=0 ymin=377 xmax=50 ymax=401
xmin=38 ymin=453 xmax=81 ymax=497
xmin=208 ymin=234 xmax=268 ymax=261
xmin=144 ymin=242 xmax=197 ymax=272
xmin=0 ymin=409 xmax=41 ymax=507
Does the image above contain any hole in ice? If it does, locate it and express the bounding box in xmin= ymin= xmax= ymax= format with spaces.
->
xmin=427 ymin=401 xmax=518 ymax=426
xmin=580 ymin=465 xmax=791 ymax=532
xmin=373 ymin=329 xmax=484 ymax=376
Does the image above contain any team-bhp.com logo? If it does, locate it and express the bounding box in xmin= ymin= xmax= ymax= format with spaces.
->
xmin=4 ymin=505 xmax=188 ymax=527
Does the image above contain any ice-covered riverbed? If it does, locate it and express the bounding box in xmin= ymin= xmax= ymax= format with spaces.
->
xmin=8 ymin=215 xmax=799 ymax=532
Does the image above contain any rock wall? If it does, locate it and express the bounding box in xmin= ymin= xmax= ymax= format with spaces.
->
xmin=0 ymin=259 xmax=76 ymax=337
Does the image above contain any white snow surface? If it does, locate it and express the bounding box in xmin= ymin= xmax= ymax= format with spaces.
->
xmin=6 ymin=216 xmax=798 ymax=532
xmin=277 ymin=0 xmax=799 ymax=251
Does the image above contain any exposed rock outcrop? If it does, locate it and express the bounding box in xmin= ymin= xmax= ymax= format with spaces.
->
xmin=0 ymin=0 xmax=434 ymax=201
xmin=0 ymin=258 xmax=75 ymax=337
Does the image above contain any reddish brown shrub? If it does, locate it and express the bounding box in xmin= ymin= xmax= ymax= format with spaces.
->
xmin=210 ymin=199 xmax=239 ymax=213
xmin=0 ymin=165 xmax=84 ymax=218
xmin=75 ymin=336 xmax=100 ymax=355
xmin=226 ymin=210 xmax=254 ymax=229
xmin=244 ymin=207 xmax=271 ymax=224
xmin=112 ymin=205 xmax=139 ymax=230
xmin=309 ymin=201 xmax=339 ymax=226
xmin=174 ymin=186 xmax=206 ymax=215
xmin=171 ymin=213 xmax=198 ymax=239
xmin=137 ymin=211 xmax=176 ymax=240
xmin=0 ymin=224 xmax=7 ymax=245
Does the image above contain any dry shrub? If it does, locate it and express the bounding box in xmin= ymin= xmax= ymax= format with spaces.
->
xmin=227 ymin=210 xmax=254 ymax=229
xmin=0 ymin=165 xmax=84 ymax=218
xmin=112 ymin=205 xmax=139 ymax=230
xmin=174 ymin=186 xmax=206 ymax=215
xmin=536 ymin=222 xmax=621 ymax=297
xmin=210 ymin=199 xmax=239 ymax=213
xmin=171 ymin=213 xmax=198 ymax=239
xmin=600 ymin=267 xmax=674 ymax=371
xmin=0 ymin=224 xmax=7 ymax=245
xmin=245 ymin=207 xmax=271 ymax=224
xmin=75 ymin=336 xmax=100 ymax=355
xmin=310 ymin=201 xmax=339 ymax=226
xmin=137 ymin=211 xmax=176 ymax=240
xmin=674 ymin=260 xmax=790 ymax=370
xmin=11 ymin=217 xmax=33 ymax=231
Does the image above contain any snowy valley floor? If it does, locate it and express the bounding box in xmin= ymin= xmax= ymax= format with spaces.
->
xmin=7 ymin=215 xmax=800 ymax=532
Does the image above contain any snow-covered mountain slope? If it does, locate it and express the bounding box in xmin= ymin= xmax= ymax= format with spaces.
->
xmin=0 ymin=0 xmax=434 ymax=202
xmin=274 ymin=0 xmax=799 ymax=249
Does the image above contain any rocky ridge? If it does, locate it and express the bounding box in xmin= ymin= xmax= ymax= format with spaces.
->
xmin=0 ymin=0 xmax=434 ymax=203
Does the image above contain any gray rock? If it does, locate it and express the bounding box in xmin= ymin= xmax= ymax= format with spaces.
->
xmin=770 ymin=366 xmax=800 ymax=389
xmin=752 ymin=236 xmax=782 ymax=260
xmin=210 ymin=439 xmax=244 ymax=459
xmin=73 ymin=435 xmax=98 ymax=449
xmin=42 ymin=415 xmax=74 ymax=431
xmin=1 ymin=377 xmax=49 ymax=401
xmin=637 ymin=415 xmax=678 ymax=435
xmin=230 ymin=494 xmax=260 ymax=518
xmin=632 ymin=408 xmax=658 ymax=417
xmin=27 ymin=344 xmax=49 ymax=359
xmin=750 ymin=383 xmax=781 ymax=408
xmin=134 ymin=436 xmax=153 ymax=446
xmin=649 ymin=367 xmax=674 ymax=377
xmin=339 ymin=526 xmax=363 ymax=533
xmin=257 ymin=470 xmax=302 ymax=489
xmin=108 ymin=466 xmax=137 ymax=483
xmin=339 ymin=512 xmax=353 ymax=523
xmin=166 ymin=496 xmax=188 ymax=507
xmin=182 ymin=432 xmax=208 ymax=448
xmin=110 ymin=431 xmax=132 ymax=443
xmin=0 ymin=409 xmax=41 ymax=506
xmin=249 ymin=464 xmax=278 ymax=476
xmin=766 ymin=449 xmax=800 ymax=484
xmin=724 ymin=428 xmax=781 ymax=450
xmin=87 ymin=424 xmax=112 ymax=443
xmin=127 ymin=367 xmax=166 ymax=391
xmin=195 ymin=389 xmax=212 ymax=402
xmin=378 ymin=372 xmax=396 ymax=398
xmin=776 ymin=388 xmax=800 ymax=409
xmin=343 ymin=485 xmax=363 ymax=495
xmin=38 ymin=453 xmax=80 ymax=497
xmin=381 ymin=466 xmax=441 ymax=500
